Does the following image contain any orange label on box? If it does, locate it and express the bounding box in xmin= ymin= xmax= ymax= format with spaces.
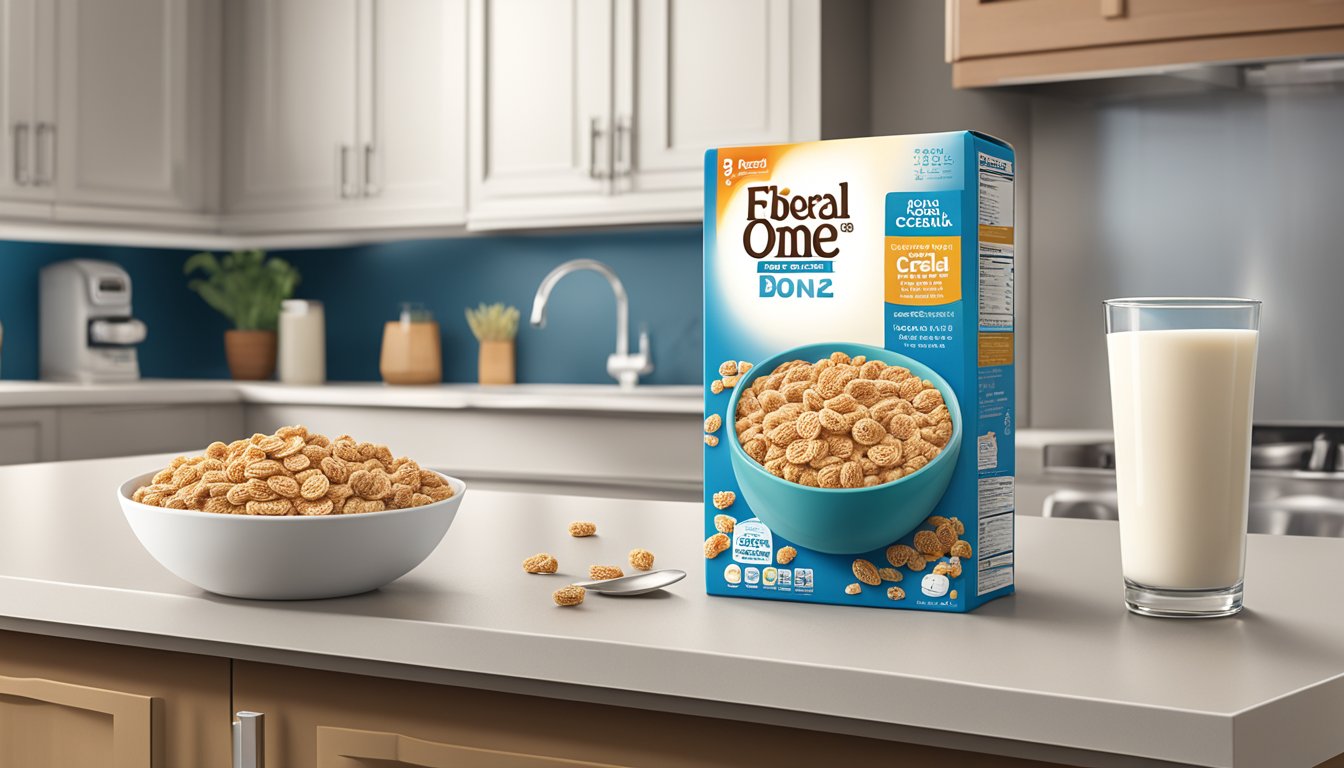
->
xmin=979 ymin=225 xmax=1013 ymax=246
xmin=884 ymin=236 xmax=961 ymax=305
xmin=978 ymin=333 xmax=1014 ymax=367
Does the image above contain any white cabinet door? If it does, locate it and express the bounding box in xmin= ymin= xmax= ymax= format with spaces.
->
xmin=623 ymin=0 xmax=794 ymax=197
xmin=224 ymin=0 xmax=361 ymax=216
xmin=52 ymin=0 xmax=212 ymax=214
xmin=361 ymin=0 xmax=467 ymax=226
xmin=468 ymin=0 xmax=614 ymax=229
xmin=0 ymin=0 xmax=56 ymax=212
xmin=0 ymin=409 xmax=57 ymax=465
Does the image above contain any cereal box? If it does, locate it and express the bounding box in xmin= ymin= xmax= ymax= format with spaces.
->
xmin=702 ymin=132 xmax=1015 ymax=611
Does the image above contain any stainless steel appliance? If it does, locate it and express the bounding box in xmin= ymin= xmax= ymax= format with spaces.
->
xmin=40 ymin=259 xmax=147 ymax=383
xmin=1041 ymin=426 xmax=1344 ymax=537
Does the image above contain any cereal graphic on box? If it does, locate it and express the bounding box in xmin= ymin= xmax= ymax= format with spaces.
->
xmin=704 ymin=132 xmax=1016 ymax=612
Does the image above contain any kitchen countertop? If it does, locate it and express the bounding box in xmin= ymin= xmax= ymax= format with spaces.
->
xmin=0 ymin=380 xmax=703 ymax=414
xmin=2 ymin=454 xmax=1343 ymax=768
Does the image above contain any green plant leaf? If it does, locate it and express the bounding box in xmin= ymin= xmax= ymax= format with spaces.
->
xmin=183 ymin=250 xmax=303 ymax=330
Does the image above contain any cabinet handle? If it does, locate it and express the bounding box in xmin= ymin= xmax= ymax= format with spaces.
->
xmin=34 ymin=123 xmax=54 ymax=186
xmin=233 ymin=711 xmax=265 ymax=768
xmin=613 ymin=115 xmax=632 ymax=178
xmin=12 ymin=123 xmax=29 ymax=186
xmin=338 ymin=145 xmax=356 ymax=198
xmin=588 ymin=116 xmax=608 ymax=180
xmin=362 ymin=143 xmax=378 ymax=197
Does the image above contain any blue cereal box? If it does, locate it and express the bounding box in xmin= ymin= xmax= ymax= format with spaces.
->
xmin=703 ymin=132 xmax=1015 ymax=611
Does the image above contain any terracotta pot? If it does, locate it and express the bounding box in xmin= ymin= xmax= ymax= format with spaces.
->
xmin=224 ymin=330 xmax=277 ymax=381
xmin=478 ymin=340 xmax=515 ymax=385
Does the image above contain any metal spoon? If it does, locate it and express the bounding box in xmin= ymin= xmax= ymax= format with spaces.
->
xmin=570 ymin=569 xmax=686 ymax=596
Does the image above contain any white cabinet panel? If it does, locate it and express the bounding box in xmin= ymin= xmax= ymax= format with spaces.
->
xmin=56 ymin=404 xmax=242 ymax=461
xmin=224 ymin=0 xmax=360 ymax=214
xmin=626 ymin=0 xmax=793 ymax=194
xmin=363 ymin=0 xmax=466 ymax=223
xmin=0 ymin=0 xmax=56 ymax=212
xmin=468 ymin=0 xmax=614 ymax=227
xmin=0 ymin=409 xmax=57 ymax=464
xmin=467 ymin=0 xmax=817 ymax=230
xmin=54 ymin=0 xmax=210 ymax=213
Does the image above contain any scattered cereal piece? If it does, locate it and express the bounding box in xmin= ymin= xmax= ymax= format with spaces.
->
xmin=628 ymin=548 xmax=655 ymax=571
xmin=710 ymin=379 xmax=725 ymax=395
xmin=932 ymin=561 xmax=954 ymax=577
xmin=589 ymin=565 xmax=624 ymax=580
xmin=776 ymin=545 xmax=797 ymax=565
xmin=738 ymin=361 xmax=753 ymax=374
xmin=948 ymin=517 xmax=966 ymax=536
xmin=949 ymin=589 xmax=958 ymax=599
xmin=886 ymin=544 xmax=916 ymax=568
xmin=877 ymin=567 xmax=902 ymax=582
xmin=906 ymin=554 xmax=927 ymax=572
xmin=852 ymin=559 xmax=881 ymax=586
xmin=721 ymin=375 xmax=740 ymax=388
xmin=711 ymin=490 xmax=736 ymax=510
xmin=934 ymin=522 xmax=958 ymax=550
xmin=523 ymin=553 xmax=558 ymax=574
xmin=950 ymin=540 xmax=973 ymax=558
xmin=926 ymin=515 xmax=949 ymax=528
xmin=704 ymin=533 xmax=730 ymax=559
xmin=553 ymin=585 xmax=585 ymax=606
xmin=718 ymin=360 xmax=739 ymax=377
xmin=886 ymin=586 xmax=906 ymax=601
xmin=704 ymin=434 xmax=720 ymax=447
xmin=705 ymin=414 xmax=722 ymax=434
xmin=914 ymin=530 xmax=944 ymax=557
xmin=714 ymin=514 xmax=736 ymax=534
xmin=568 ymin=521 xmax=598 ymax=537
xmin=844 ymin=583 xmax=862 ymax=595
xmin=946 ymin=556 xmax=963 ymax=578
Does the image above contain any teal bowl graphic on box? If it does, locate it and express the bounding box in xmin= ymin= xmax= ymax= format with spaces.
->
xmin=726 ymin=342 xmax=962 ymax=554
xmin=703 ymin=131 xmax=1016 ymax=612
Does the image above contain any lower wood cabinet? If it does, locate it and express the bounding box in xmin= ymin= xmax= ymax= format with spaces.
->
xmin=0 ymin=631 xmax=231 ymax=768
xmin=231 ymin=661 xmax=1054 ymax=768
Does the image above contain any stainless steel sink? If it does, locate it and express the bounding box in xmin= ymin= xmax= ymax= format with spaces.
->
xmin=1042 ymin=425 xmax=1344 ymax=538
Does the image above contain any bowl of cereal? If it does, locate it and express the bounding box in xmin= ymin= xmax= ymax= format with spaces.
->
xmin=725 ymin=342 xmax=962 ymax=554
xmin=116 ymin=427 xmax=466 ymax=600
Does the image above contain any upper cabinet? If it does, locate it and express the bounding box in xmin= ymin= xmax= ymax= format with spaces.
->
xmin=948 ymin=0 xmax=1344 ymax=88
xmin=468 ymin=0 xmax=844 ymax=230
xmin=223 ymin=0 xmax=467 ymax=233
xmin=0 ymin=0 xmax=214 ymax=228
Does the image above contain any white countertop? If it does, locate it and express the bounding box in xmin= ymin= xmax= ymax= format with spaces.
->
xmin=0 ymin=380 xmax=703 ymax=414
xmin=0 ymin=454 xmax=1342 ymax=768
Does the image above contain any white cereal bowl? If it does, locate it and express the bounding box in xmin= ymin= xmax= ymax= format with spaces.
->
xmin=117 ymin=470 xmax=466 ymax=600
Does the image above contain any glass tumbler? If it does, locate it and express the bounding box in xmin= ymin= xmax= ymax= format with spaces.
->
xmin=1104 ymin=298 xmax=1260 ymax=618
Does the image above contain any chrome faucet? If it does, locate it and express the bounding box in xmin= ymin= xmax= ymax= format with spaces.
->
xmin=530 ymin=258 xmax=653 ymax=389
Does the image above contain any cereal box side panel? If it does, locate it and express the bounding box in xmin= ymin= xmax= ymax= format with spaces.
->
xmin=968 ymin=133 xmax=1016 ymax=608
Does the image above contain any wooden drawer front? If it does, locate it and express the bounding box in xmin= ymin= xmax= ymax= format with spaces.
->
xmin=0 ymin=674 xmax=153 ymax=768
xmin=952 ymin=0 xmax=1344 ymax=60
xmin=317 ymin=727 xmax=630 ymax=768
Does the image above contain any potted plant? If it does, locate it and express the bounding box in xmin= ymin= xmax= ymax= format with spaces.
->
xmin=185 ymin=250 xmax=301 ymax=380
xmin=465 ymin=302 xmax=519 ymax=385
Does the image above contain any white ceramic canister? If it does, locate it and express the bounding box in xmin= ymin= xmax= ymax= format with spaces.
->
xmin=278 ymin=300 xmax=326 ymax=385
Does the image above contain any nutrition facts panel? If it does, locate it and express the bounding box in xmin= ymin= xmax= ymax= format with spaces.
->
xmin=978 ymin=246 xmax=1013 ymax=330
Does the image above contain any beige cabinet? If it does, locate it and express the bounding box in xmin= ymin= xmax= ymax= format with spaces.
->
xmin=948 ymin=0 xmax=1344 ymax=87
xmin=0 ymin=408 xmax=57 ymax=464
xmin=0 ymin=0 xmax=58 ymax=217
xmin=468 ymin=0 xmax=831 ymax=230
xmin=52 ymin=0 xmax=217 ymax=223
xmin=0 ymin=0 xmax=216 ymax=226
xmin=223 ymin=0 xmax=467 ymax=233
xmin=0 ymin=631 xmax=231 ymax=768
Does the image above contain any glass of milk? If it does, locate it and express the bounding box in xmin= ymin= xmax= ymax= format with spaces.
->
xmin=1104 ymin=298 xmax=1260 ymax=618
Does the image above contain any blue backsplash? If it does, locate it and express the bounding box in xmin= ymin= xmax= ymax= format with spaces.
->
xmin=0 ymin=228 xmax=703 ymax=384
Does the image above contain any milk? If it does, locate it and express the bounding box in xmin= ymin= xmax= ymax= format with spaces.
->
xmin=1107 ymin=329 xmax=1258 ymax=590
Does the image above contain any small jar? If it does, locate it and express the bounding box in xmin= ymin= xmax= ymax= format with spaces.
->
xmin=380 ymin=303 xmax=442 ymax=385
xmin=278 ymin=300 xmax=326 ymax=385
